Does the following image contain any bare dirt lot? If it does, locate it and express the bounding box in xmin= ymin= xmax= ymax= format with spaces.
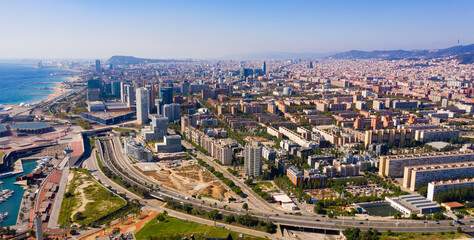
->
xmin=134 ymin=161 xmax=238 ymax=200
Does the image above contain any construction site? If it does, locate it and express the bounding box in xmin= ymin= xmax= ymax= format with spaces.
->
xmin=133 ymin=160 xmax=239 ymax=200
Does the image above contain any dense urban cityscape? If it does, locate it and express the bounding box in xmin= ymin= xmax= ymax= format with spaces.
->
xmin=0 ymin=51 xmax=472 ymax=240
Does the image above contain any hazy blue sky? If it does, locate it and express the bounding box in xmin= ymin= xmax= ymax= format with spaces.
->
xmin=0 ymin=0 xmax=473 ymax=59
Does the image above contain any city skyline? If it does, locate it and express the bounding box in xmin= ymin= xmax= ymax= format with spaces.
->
xmin=0 ymin=0 xmax=473 ymax=59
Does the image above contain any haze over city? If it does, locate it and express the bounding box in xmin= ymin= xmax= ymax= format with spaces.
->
xmin=1 ymin=0 xmax=474 ymax=59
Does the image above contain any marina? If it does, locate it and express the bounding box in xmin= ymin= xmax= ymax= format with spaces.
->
xmin=0 ymin=159 xmax=37 ymax=226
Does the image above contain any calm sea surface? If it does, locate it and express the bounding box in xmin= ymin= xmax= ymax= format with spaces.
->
xmin=0 ymin=63 xmax=73 ymax=104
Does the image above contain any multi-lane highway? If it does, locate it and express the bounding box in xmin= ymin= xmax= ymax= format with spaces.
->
xmin=92 ymin=132 xmax=474 ymax=234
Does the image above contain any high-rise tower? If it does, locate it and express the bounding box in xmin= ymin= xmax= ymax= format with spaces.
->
xmin=95 ymin=59 xmax=101 ymax=72
xmin=244 ymin=140 xmax=262 ymax=178
xmin=136 ymin=88 xmax=150 ymax=124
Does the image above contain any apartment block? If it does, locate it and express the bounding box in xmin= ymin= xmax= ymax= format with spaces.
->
xmin=279 ymin=126 xmax=317 ymax=148
xmin=183 ymin=125 xmax=233 ymax=165
xmin=364 ymin=129 xmax=414 ymax=147
xmin=403 ymin=162 xmax=474 ymax=191
xmin=427 ymin=178 xmax=474 ymax=201
xmin=379 ymin=150 xmax=474 ymax=177
xmin=414 ymin=128 xmax=460 ymax=142
xmin=287 ymin=166 xmax=303 ymax=185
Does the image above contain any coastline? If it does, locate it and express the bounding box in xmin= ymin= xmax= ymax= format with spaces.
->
xmin=33 ymin=75 xmax=81 ymax=105
xmin=0 ymin=65 xmax=82 ymax=107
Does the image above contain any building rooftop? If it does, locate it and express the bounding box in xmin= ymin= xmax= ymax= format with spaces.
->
xmin=83 ymin=111 xmax=134 ymax=120
xmin=0 ymin=124 xmax=7 ymax=132
xmin=382 ymin=150 xmax=474 ymax=160
xmin=430 ymin=178 xmax=474 ymax=186
xmin=11 ymin=122 xmax=51 ymax=130
xmin=441 ymin=202 xmax=464 ymax=209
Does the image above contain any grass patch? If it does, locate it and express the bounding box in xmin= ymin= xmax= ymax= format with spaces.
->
xmin=58 ymin=168 xmax=126 ymax=227
xmin=255 ymin=182 xmax=273 ymax=189
xmin=135 ymin=215 xmax=265 ymax=240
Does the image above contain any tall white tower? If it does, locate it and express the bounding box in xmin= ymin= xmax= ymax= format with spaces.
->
xmin=136 ymin=87 xmax=150 ymax=124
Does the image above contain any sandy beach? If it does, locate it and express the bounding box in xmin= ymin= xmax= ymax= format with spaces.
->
xmin=32 ymin=75 xmax=81 ymax=105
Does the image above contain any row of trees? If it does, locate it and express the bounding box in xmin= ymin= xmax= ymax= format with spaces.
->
xmin=342 ymin=228 xmax=380 ymax=240
xmin=434 ymin=185 xmax=474 ymax=203
xmin=165 ymin=199 xmax=276 ymax=233
xmin=96 ymin=153 xmax=150 ymax=198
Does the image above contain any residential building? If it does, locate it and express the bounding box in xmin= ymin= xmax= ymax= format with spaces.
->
xmin=379 ymin=150 xmax=474 ymax=177
xmin=414 ymin=128 xmax=460 ymax=142
xmin=244 ymin=140 xmax=262 ymax=178
xmin=403 ymin=162 xmax=474 ymax=191
xmin=427 ymin=178 xmax=474 ymax=201
xmin=287 ymin=166 xmax=303 ymax=185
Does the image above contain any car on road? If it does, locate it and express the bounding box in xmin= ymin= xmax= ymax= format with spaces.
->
xmin=359 ymin=222 xmax=364 ymax=224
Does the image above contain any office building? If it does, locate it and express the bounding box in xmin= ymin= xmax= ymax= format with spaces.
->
xmin=180 ymin=80 xmax=189 ymax=95
xmin=87 ymin=79 xmax=101 ymax=101
xmin=262 ymin=61 xmax=266 ymax=74
xmin=136 ymin=88 xmax=150 ymax=124
xmin=163 ymin=103 xmax=180 ymax=122
xmin=95 ymin=59 xmax=101 ymax=72
xmin=155 ymin=135 xmax=182 ymax=153
xmin=121 ymin=83 xmax=135 ymax=107
xmin=427 ymin=178 xmax=474 ymax=201
xmin=160 ymin=87 xmax=173 ymax=105
xmin=111 ymin=81 xmax=121 ymax=98
xmin=403 ymin=162 xmax=474 ymax=191
xmin=379 ymin=150 xmax=474 ymax=177
xmin=123 ymin=137 xmax=153 ymax=162
xmin=283 ymin=87 xmax=291 ymax=96
xmin=244 ymin=140 xmax=262 ymax=178
xmin=142 ymin=116 xmax=169 ymax=141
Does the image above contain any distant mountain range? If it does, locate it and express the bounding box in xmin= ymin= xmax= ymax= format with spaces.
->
xmin=108 ymin=56 xmax=191 ymax=65
xmin=329 ymin=44 xmax=474 ymax=62
xmin=220 ymin=52 xmax=335 ymax=60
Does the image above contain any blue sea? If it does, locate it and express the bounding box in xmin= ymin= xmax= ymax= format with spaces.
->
xmin=0 ymin=62 xmax=74 ymax=104
xmin=0 ymin=160 xmax=37 ymax=227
